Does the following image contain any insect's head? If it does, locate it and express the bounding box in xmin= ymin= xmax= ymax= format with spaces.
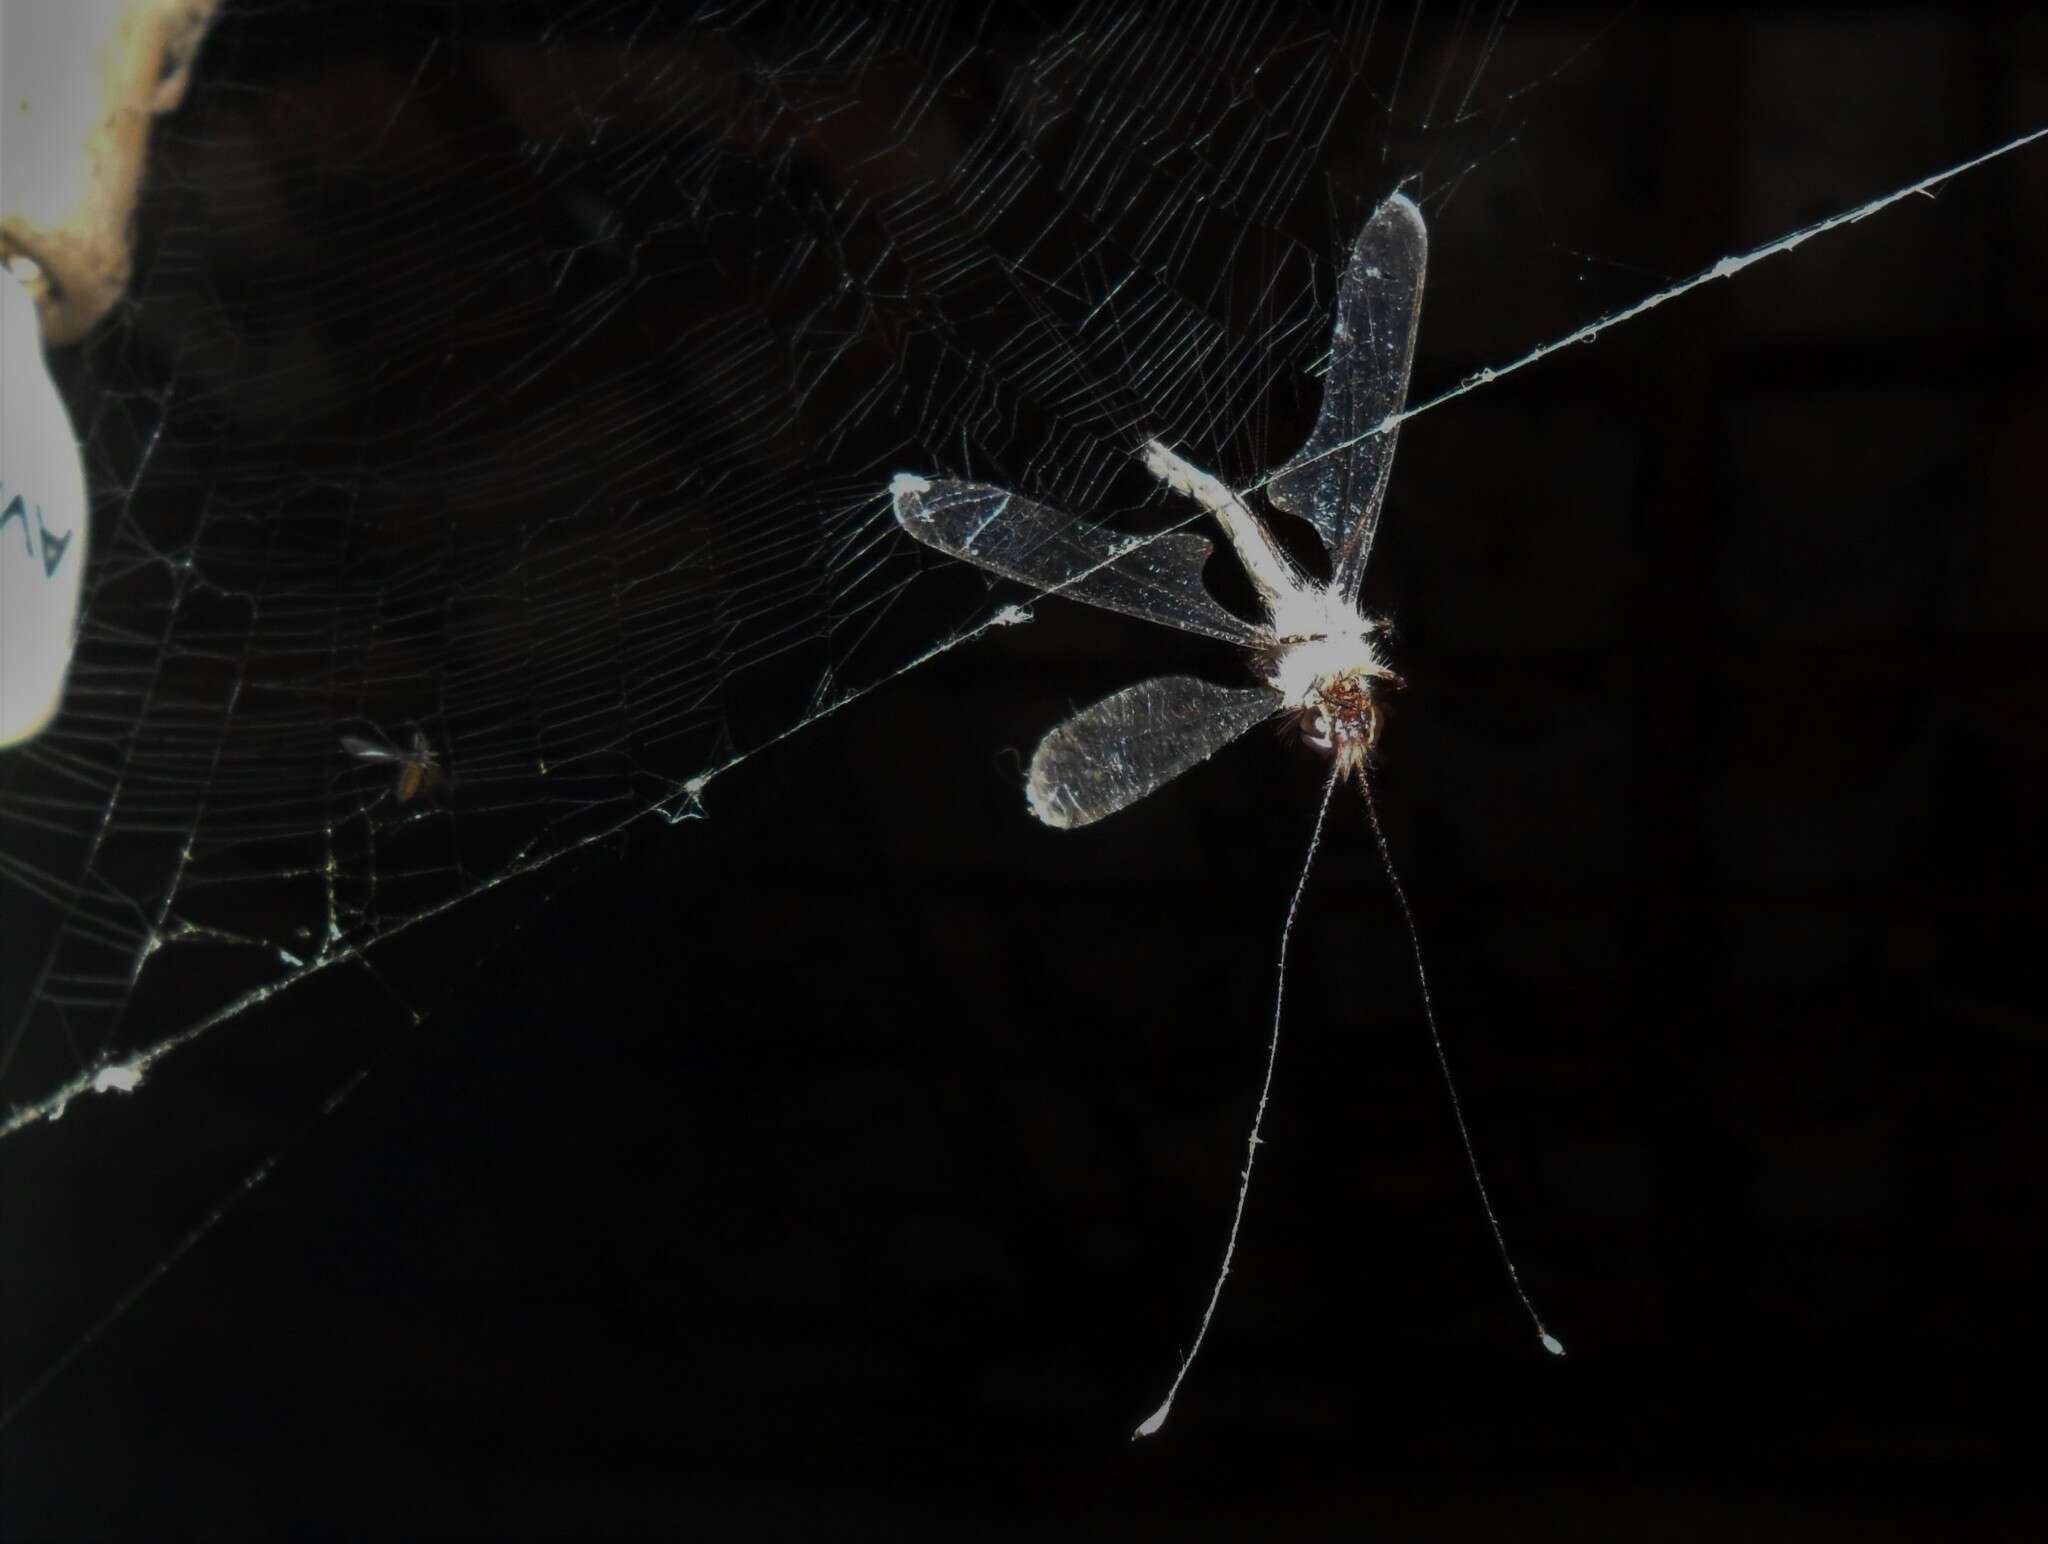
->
xmin=1261 ymin=606 xmax=1398 ymax=772
xmin=1296 ymin=667 xmax=1392 ymax=774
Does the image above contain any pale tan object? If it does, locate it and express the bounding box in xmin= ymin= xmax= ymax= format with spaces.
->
xmin=0 ymin=0 xmax=220 ymax=344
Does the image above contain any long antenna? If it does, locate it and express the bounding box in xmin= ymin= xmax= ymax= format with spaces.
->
xmin=1133 ymin=758 xmax=1344 ymax=1439
xmin=1359 ymin=772 xmax=1565 ymax=1358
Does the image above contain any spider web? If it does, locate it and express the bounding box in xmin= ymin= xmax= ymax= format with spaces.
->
xmin=0 ymin=0 xmax=1572 ymax=1133
xmin=4 ymin=0 xmax=2045 ymax=1521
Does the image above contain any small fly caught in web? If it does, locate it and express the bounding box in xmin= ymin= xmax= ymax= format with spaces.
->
xmin=890 ymin=191 xmax=1563 ymax=1439
xmin=340 ymin=725 xmax=446 ymax=805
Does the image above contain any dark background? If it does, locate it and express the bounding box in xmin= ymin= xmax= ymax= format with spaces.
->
xmin=5 ymin=3 xmax=2046 ymax=1536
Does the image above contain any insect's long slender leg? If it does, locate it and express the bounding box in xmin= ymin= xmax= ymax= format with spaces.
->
xmin=1133 ymin=757 xmax=1344 ymax=1440
xmin=1140 ymin=439 xmax=1307 ymax=623
xmin=1357 ymin=770 xmax=1566 ymax=1359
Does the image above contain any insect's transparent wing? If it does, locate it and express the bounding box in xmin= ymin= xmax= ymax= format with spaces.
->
xmin=340 ymin=736 xmax=399 ymax=763
xmin=891 ymin=474 xmax=1266 ymax=646
xmin=1264 ymin=191 xmax=1427 ymax=603
xmin=1025 ymin=674 xmax=1283 ymax=829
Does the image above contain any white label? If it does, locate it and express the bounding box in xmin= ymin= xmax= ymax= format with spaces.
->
xmin=0 ymin=261 xmax=88 ymax=747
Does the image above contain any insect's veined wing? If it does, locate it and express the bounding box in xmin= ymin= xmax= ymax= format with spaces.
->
xmin=891 ymin=474 xmax=1267 ymax=647
xmin=1026 ymin=674 xmax=1283 ymax=829
xmin=340 ymin=735 xmax=398 ymax=762
xmin=1264 ymin=191 xmax=1427 ymax=604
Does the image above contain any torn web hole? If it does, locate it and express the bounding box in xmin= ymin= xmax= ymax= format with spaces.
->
xmin=2 ymin=1 xmax=2045 ymax=1513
